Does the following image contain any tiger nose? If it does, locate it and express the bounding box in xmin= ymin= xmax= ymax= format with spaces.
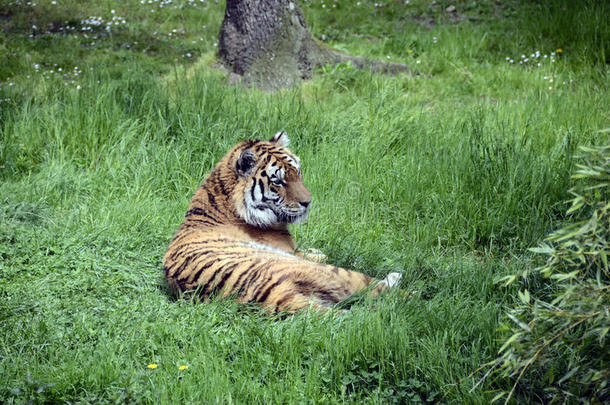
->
xmin=299 ymin=200 xmax=311 ymax=208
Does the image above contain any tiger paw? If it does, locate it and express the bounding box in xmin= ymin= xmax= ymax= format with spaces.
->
xmin=380 ymin=272 xmax=403 ymax=288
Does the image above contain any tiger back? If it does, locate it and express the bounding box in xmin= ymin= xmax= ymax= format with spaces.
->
xmin=163 ymin=131 xmax=402 ymax=313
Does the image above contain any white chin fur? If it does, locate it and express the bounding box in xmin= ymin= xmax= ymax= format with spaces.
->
xmin=241 ymin=203 xmax=308 ymax=229
xmin=243 ymin=208 xmax=308 ymax=228
xmin=288 ymin=211 xmax=308 ymax=225
xmin=243 ymin=206 xmax=279 ymax=228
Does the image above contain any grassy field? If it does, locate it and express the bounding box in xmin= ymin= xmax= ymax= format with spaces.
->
xmin=1 ymin=0 xmax=608 ymax=403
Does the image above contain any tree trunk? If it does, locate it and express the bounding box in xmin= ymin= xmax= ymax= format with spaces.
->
xmin=218 ymin=0 xmax=409 ymax=91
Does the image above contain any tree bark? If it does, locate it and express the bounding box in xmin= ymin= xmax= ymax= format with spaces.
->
xmin=218 ymin=0 xmax=409 ymax=91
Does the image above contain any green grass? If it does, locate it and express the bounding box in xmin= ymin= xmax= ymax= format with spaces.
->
xmin=1 ymin=0 xmax=608 ymax=403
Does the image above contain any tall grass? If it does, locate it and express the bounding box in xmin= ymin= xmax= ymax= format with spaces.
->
xmin=1 ymin=0 xmax=608 ymax=403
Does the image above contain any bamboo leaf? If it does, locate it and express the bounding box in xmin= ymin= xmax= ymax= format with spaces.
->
xmin=497 ymin=274 xmax=517 ymax=286
xmin=498 ymin=332 xmax=522 ymax=353
xmin=507 ymin=313 xmax=531 ymax=333
xmin=558 ymin=366 xmax=580 ymax=385
xmin=490 ymin=392 xmax=506 ymax=403
xmin=518 ymin=289 xmax=530 ymax=304
xmin=530 ymin=244 xmax=554 ymax=255
xmin=550 ymin=270 xmax=580 ymax=281
xmin=567 ymin=199 xmax=585 ymax=214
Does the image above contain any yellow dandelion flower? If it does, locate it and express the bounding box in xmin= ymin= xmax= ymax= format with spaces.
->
xmin=179 ymin=365 xmax=188 ymax=370
xmin=147 ymin=363 xmax=158 ymax=369
xmin=407 ymin=49 xmax=414 ymax=53
xmin=556 ymin=48 xmax=563 ymax=54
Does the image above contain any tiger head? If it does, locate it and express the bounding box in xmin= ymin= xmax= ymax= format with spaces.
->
xmin=231 ymin=132 xmax=312 ymax=228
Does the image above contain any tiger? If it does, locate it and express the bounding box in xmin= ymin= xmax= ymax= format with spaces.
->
xmin=163 ymin=131 xmax=403 ymax=313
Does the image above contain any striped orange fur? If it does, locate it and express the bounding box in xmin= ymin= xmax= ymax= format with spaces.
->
xmin=163 ymin=132 xmax=402 ymax=313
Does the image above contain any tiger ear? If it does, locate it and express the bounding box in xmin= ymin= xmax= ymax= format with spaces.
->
xmin=270 ymin=131 xmax=290 ymax=147
xmin=236 ymin=150 xmax=257 ymax=177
